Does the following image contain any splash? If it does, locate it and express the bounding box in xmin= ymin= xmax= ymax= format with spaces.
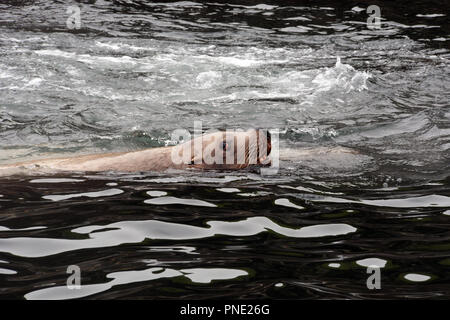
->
xmin=312 ymin=57 xmax=371 ymax=93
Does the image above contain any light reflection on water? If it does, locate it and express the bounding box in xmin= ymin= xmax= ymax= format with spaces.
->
xmin=0 ymin=173 xmax=448 ymax=299
xmin=25 ymin=267 xmax=249 ymax=300
xmin=0 ymin=213 xmax=357 ymax=257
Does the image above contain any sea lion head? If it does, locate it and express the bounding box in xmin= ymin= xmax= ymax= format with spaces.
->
xmin=172 ymin=129 xmax=272 ymax=170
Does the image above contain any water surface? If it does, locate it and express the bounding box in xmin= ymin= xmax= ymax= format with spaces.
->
xmin=0 ymin=0 xmax=449 ymax=299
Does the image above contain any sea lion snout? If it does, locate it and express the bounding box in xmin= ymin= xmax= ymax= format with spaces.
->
xmin=172 ymin=129 xmax=272 ymax=170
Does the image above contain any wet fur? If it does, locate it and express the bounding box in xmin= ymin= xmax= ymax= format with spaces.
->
xmin=0 ymin=130 xmax=270 ymax=176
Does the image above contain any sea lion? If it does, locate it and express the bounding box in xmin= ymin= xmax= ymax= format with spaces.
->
xmin=0 ymin=129 xmax=272 ymax=176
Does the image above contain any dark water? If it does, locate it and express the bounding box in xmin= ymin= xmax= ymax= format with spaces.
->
xmin=0 ymin=0 xmax=449 ymax=299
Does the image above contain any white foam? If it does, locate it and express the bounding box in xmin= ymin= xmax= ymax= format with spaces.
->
xmin=214 ymin=56 xmax=261 ymax=67
xmin=0 ymin=70 xmax=15 ymax=79
xmin=24 ymin=77 xmax=43 ymax=87
xmin=35 ymin=49 xmax=138 ymax=68
xmin=312 ymin=57 xmax=370 ymax=93
xmin=95 ymin=41 xmax=147 ymax=52
xmin=95 ymin=42 xmax=122 ymax=50
xmin=280 ymin=26 xmax=312 ymax=33
xmin=77 ymin=55 xmax=137 ymax=66
xmin=195 ymin=71 xmax=222 ymax=89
